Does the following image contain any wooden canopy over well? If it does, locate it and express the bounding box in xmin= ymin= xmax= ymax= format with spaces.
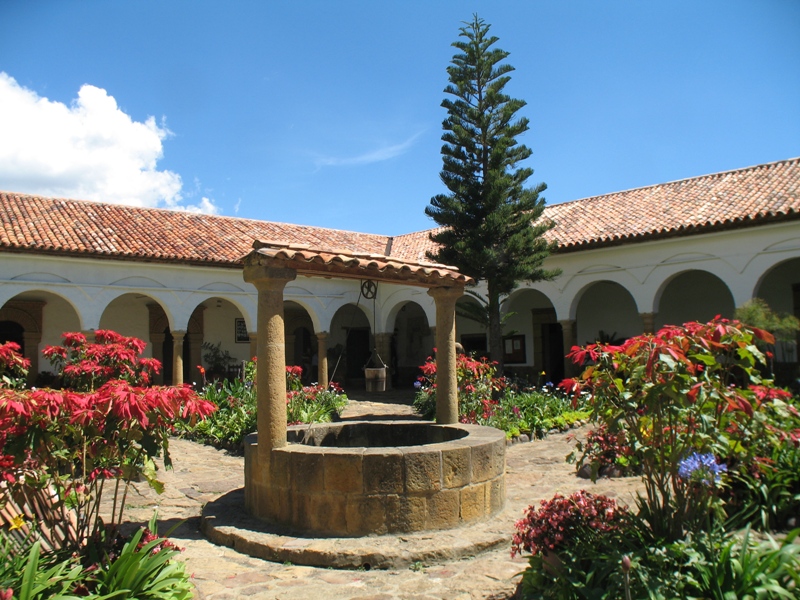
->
xmin=245 ymin=239 xmax=473 ymax=288
xmin=242 ymin=237 xmax=469 ymax=443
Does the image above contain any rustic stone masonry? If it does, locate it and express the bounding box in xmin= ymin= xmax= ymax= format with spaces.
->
xmin=243 ymin=421 xmax=506 ymax=536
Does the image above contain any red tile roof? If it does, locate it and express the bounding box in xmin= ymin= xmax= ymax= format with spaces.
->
xmin=0 ymin=194 xmax=389 ymax=268
xmin=1 ymin=157 xmax=798 ymax=267
xmin=541 ymin=157 xmax=800 ymax=251
xmin=247 ymin=241 xmax=473 ymax=287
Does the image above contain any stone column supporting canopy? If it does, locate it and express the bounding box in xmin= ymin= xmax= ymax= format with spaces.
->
xmin=315 ymin=331 xmax=329 ymax=388
xmin=243 ymin=264 xmax=298 ymax=457
xmin=171 ymin=330 xmax=186 ymax=385
xmin=427 ymin=286 xmax=465 ymax=424
xmin=559 ymin=319 xmax=578 ymax=378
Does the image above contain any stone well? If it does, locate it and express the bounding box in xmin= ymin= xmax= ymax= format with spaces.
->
xmin=244 ymin=421 xmax=506 ymax=536
xmin=240 ymin=242 xmax=501 ymax=541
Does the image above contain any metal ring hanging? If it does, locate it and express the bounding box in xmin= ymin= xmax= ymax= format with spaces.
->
xmin=360 ymin=279 xmax=377 ymax=300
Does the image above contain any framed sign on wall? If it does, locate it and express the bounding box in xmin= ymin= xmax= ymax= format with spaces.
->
xmin=235 ymin=318 xmax=249 ymax=343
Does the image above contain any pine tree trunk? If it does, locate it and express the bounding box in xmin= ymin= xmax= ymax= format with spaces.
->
xmin=487 ymin=281 xmax=504 ymax=378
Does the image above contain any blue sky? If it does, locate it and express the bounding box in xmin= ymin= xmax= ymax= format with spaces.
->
xmin=1 ymin=1 xmax=798 ymax=236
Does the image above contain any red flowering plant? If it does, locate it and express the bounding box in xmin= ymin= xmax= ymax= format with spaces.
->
xmin=0 ymin=341 xmax=30 ymax=389
xmin=512 ymin=490 xmax=631 ymax=558
xmin=561 ymin=317 xmax=800 ymax=541
xmin=42 ymin=329 xmax=162 ymax=391
xmin=0 ymin=333 xmax=215 ymax=557
xmin=572 ymin=423 xmax=637 ymax=477
xmin=412 ymin=351 xmax=507 ymax=424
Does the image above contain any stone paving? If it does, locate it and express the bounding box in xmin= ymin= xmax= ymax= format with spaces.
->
xmin=115 ymin=390 xmax=644 ymax=599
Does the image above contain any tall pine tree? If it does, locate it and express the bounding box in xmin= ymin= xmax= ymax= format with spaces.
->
xmin=426 ymin=15 xmax=560 ymax=373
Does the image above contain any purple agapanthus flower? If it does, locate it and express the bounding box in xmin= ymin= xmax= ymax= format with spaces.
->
xmin=678 ymin=452 xmax=727 ymax=485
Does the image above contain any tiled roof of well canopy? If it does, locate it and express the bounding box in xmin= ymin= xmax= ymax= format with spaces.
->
xmin=247 ymin=240 xmax=473 ymax=287
xmin=1 ymin=157 xmax=798 ymax=266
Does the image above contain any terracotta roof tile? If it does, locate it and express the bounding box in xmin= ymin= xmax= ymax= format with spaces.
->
xmin=0 ymin=194 xmax=389 ymax=267
xmin=541 ymin=157 xmax=800 ymax=251
xmin=1 ymin=157 xmax=798 ymax=266
xmin=247 ymin=240 xmax=472 ymax=287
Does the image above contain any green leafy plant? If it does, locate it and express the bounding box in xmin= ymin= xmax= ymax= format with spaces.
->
xmin=561 ymin=317 xmax=798 ymax=541
xmin=1 ymin=333 xmax=215 ymax=556
xmin=89 ymin=514 xmax=193 ymax=599
xmin=413 ymin=354 xmax=586 ymax=437
xmin=181 ymin=361 xmax=348 ymax=452
xmin=0 ymin=535 xmax=84 ymax=600
xmin=670 ymin=527 xmax=800 ymax=599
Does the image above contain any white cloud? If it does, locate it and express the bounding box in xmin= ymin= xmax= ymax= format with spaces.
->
xmin=0 ymin=73 xmax=219 ymax=214
xmin=315 ymin=131 xmax=424 ymax=168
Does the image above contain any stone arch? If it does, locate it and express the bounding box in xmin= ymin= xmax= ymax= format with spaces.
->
xmin=574 ymin=280 xmax=643 ymax=346
xmin=0 ymin=291 xmax=82 ymax=385
xmin=285 ymin=301 xmax=315 ymax=383
xmin=99 ymin=293 xmax=162 ymax=352
xmin=328 ymin=303 xmax=372 ymax=388
xmin=654 ymin=270 xmax=735 ymax=329
xmin=0 ymin=299 xmax=43 ymax=386
xmin=390 ymin=301 xmax=433 ymax=388
xmin=753 ymin=257 xmax=800 ymax=374
xmin=505 ymin=288 xmax=562 ymax=384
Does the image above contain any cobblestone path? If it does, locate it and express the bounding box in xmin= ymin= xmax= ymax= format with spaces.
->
xmin=114 ymin=391 xmax=643 ymax=599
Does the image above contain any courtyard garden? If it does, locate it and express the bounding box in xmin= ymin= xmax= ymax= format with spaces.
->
xmin=2 ymin=316 xmax=799 ymax=599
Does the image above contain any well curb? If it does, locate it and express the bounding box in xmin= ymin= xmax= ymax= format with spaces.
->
xmin=200 ymin=487 xmax=510 ymax=569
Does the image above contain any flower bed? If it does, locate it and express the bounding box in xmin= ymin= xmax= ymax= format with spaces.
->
xmin=513 ymin=318 xmax=800 ymax=599
xmin=180 ymin=359 xmax=348 ymax=452
xmin=0 ymin=332 xmax=214 ymax=598
xmin=412 ymin=352 xmax=588 ymax=439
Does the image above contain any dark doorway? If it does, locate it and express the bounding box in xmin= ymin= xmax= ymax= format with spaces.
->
xmin=345 ymin=327 xmax=371 ymax=385
xmin=542 ymin=322 xmax=565 ymax=384
xmin=0 ymin=321 xmax=24 ymax=354
xmin=293 ymin=327 xmax=313 ymax=383
xmin=162 ymin=328 xmax=191 ymax=385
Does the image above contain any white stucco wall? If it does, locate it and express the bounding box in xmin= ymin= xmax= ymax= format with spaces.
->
xmin=2 ymin=219 xmax=799 ymax=377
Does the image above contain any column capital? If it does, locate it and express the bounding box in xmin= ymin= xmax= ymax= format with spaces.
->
xmin=427 ymin=285 xmax=465 ymax=303
xmin=243 ymin=265 xmax=297 ymax=288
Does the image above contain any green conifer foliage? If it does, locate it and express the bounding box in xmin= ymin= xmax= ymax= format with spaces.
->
xmin=426 ymin=15 xmax=560 ymax=371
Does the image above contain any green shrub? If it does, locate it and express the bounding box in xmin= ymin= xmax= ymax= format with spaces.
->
xmin=412 ymin=354 xmax=587 ymax=437
xmin=181 ymin=360 xmax=348 ymax=451
xmin=515 ymin=317 xmax=800 ymax=599
xmin=562 ymin=317 xmax=799 ymax=540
